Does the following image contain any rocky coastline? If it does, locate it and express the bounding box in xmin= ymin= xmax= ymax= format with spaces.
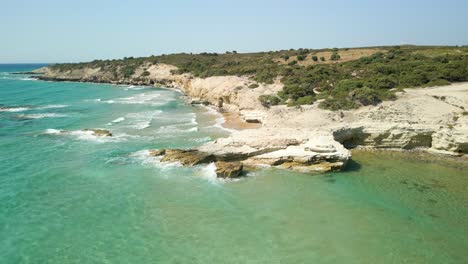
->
xmin=32 ymin=63 xmax=468 ymax=176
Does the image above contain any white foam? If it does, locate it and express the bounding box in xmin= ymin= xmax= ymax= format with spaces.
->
xmin=197 ymin=163 xmax=218 ymax=183
xmin=44 ymin=128 xmax=62 ymax=134
xmin=124 ymin=85 xmax=146 ymax=90
xmin=191 ymin=136 xmax=212 ymax=143
xmin=123 ymin=110 xmax=162 ymax=130
xmin=37 ymin=104 xmax=69 ymax=109
xmin=20 ymin=77 xmax=37 ymax=81
xmin=43 ymin=128 xmax=130 ymax=143
xmin=130 ymin=150 xmax=182 ymax=169
xmin=132 ymin=121 xmax=151 ymax=130
xmin=112 ymin=117 xmax=125 ymax=123
xmin=84 ymin=98 xmax=102 ymax=102
xmin=0 ymin=107 xmax=30 ymax=112
xmin=200 ymin=105 xmax=234 ymax=132
xmin=103 ymin=92 xmax=167 ymax=106
xmin=157 ymin=125 xmax=198 ymax=134
xmin=18 ymin=113 xmax=68 ymax=119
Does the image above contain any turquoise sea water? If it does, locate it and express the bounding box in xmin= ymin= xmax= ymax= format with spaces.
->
xmin=1 ymin=64 xmax=467 ymax=263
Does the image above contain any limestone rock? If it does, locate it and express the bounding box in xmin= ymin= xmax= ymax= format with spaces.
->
xmin=161 ymin=149 xmax=215 ymax=166
xmin=215 ymin=161 xmax=243 ymax=178
xmin=148 ymin=149 xmax=166 ymax=156
xmin=84 ymin=129 xmax=112 ymax=137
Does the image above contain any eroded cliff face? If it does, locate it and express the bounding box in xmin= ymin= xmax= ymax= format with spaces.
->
xmin=34 ymin=64 xmax=468 ymax=173
xmin=35 ymin=63 xmax=281 ymax=121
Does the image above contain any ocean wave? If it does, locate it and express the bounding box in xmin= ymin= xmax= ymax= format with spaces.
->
xmin=17 ymin=113 xmax=68 ymax=119
xmin=20 ymin=77 xmax=37 ymax=81
xmin=130 ymin=150 xmax=182 ymax=169
xmin=199 ymin=105 xmax=233 ymax=132
xmin=122 ymin=110 xmax=163 ymax=129
xmin=44 ymin=128 xmax=62 ymax=134
xmin=103 ymin=92 xmax=167 ymax=106
xmin=84 ymin=98 xmax=102 ymax=102
xmin=196 ymin=163 xmax=218 ymax=183
xmin=112 ymin=117 xmax=125 ymax=123
xmin=37 ymin=104 xmax=70 ymax=109
xmin=131 ymin=121 xmax=151 ymax=130
xmin=191 ymin=136 xmax=212 ymax=143
xmin=43 ymin=128 xmax=131 ymax=143
xmin=124 ymin=85 xmax=146 ymax=90
xmin=157 ymin=125 xmax=198 ymax=134
xmin=0 ymin=106 xmax=30 ymax=112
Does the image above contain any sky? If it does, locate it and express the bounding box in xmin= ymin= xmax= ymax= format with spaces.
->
xmin=1 ymin=0 xmax=468 ymax=63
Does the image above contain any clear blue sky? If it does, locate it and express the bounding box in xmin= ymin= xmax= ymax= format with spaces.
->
xmin=2 ymin=0 xmax=467 ymax=63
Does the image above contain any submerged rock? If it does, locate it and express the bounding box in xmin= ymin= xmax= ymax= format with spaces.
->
xmin=215 ymin=161 xmax=243 ymax=178
xmin=84 ymin=129 xmax=112 ymax=137
xmin=161 ymin=149 xmax=215 ymax=166
xmin=148 ymin=149 xmax=166 ymax=156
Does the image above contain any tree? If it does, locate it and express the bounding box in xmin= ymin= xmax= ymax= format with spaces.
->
xmin=320 ymin=56 xmax=326 ymax=61
xmin=312 ymin=56 xmax=318 ymax=62
xmin=330 ymin=52 xmax=341 ymax=61
xmin=297 ymin=55 xmax=306 ymax=61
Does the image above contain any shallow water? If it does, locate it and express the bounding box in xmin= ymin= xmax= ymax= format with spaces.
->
xmin=1 ymin=65 xmax=467 ymax=263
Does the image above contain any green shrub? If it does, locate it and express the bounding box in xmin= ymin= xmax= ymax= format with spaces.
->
xmin=351 ymin=87 xmax=382 ymax=106
xmin=121 ymin=65 xmax=136 ymax=78
xmin=259 ymin=95 xmax=281 ymax=107
xmin=320 ymin=57 xmax=326 ymax=61
xmin=312 ymin=56 xmax=318 ymax=61
xmin=297 ymin=55 xmax=306 ymax=61
xmin=295 ymin=95 xmax=316 ymax=105
xmin=288 ymin=60 xmax=298 ymax=66
xmin=248 ymin=83 xmax=259 ymax=89
xmin=319 ymin=98 xmax=357 ymax=111
xmin=330 ymin=52 xmax=341 ymax=61
xmin=425 ymin=79 xmax=451 ymax=87
xmin=141 ymin=70 xmax=150 ymax=77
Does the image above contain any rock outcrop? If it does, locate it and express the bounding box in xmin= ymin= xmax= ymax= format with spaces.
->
xmin=215 ymin=161 xmax=243 ymax=178
xmin=160 ymin=149 xmax=215 ymax=166
xmin=84 ymin=129 xmax=112 ymax=137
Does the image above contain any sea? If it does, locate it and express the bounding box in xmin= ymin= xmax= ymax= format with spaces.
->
xmin=1 ymin=64 xmax=467 ymax=263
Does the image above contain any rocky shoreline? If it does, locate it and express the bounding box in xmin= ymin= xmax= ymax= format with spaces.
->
xmin=32 ymin=64 xmax=468 ymax=176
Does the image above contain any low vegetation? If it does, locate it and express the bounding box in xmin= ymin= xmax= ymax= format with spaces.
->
xmin=50 ymin=45 xmax=468 ymax=110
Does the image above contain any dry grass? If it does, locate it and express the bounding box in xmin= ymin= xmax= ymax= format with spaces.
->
xmin=274 ymin=48 xmax=385 ymax=66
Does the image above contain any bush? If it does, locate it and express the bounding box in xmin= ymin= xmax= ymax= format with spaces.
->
xmin=351 ymin=87 xmax=382 ymax=106
xmin=330 ymin=52 xmax=341 ymax=61
xmin=288 ymin=60 xmax=298 ymax=66
xmin=297 ymin=55 xmax=306 ymax=61
xmin=336 ymin=79 xmax=364 ymax=91
xmin=295 ymin=95 xmax=316 ymax=105
xmin=259 ymin=95 xmax=281 ymax=107
xmin=121 ymin=65 xmax=136 ymax=78
xmin=248 ymin=83 xmax=259 ymax=89
xmin=425 ymin=79 xmax=451 ymax=87
xmin=141 ymin=70 xmax=150 ymax=77
xmin=312 ymin=56 xmax=318 ymax=61
xmin=372 ymin=76 xmax=397 ymax=89
xmin=319 ymin=98 xmax=357 ymax=111
xmin=320 ymin=57 xmax=326 ymax=61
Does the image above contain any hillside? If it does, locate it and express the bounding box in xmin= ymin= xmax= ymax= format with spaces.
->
xmin=40 ymin=45 xmax=468 ymax=111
